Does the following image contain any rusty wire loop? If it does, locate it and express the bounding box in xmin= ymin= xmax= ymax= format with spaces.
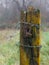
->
xmin=16 ymin=22 xmax=41 ymax=28
xmin=16 ymin=43 xmax=42 ymax=49
xmin=20 ymin=22 xmax=40 ymax=27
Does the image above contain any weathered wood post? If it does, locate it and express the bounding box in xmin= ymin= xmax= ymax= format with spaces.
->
xmin=20 ymin=7 xmax=41 ymax=65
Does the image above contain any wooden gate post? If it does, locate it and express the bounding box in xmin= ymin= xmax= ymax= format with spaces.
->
xmin=20 ymin=7 xmax=41 ymax=65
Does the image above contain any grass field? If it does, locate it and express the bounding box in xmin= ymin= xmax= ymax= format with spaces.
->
xmin=0 ymin=29 xmax=49 ymax=65
xmin=40 ymin=31 xmax=49 ymax=65
xmin=0 ymin=30 xmax=20 ymax=65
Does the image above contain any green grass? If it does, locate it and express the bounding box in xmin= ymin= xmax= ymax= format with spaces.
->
xmin=0 ymin=30 xmax=20 ymax=65
xmin=0 ymin=30 xmax=49 ymax=65
xmin=40 ymin=32 xmax=49 ymax=65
